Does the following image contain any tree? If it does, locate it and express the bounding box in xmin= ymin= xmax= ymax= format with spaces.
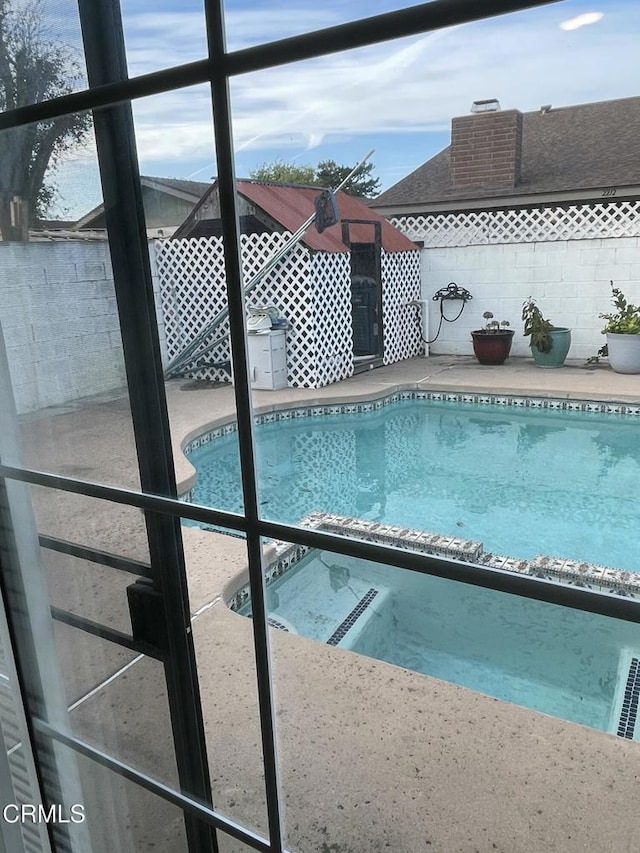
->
xmin=249 ymin=158 xmax=380 ymax=198
xmin=314 ymin=160 xmax=380 ymax=198
xmin=0 ymin=0 xmax=91 ymax=240
xmin=249 ymin=159 xmax=316 ymax=186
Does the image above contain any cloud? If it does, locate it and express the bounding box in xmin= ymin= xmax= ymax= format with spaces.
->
xmin=47 ymin=0 xmax=640 ymax=216
xmin=560 ymin=12 xmax=604 ymax=31
xmin=120 ymin=6 xmax=342 ymax=75
xmin=83 ymin=2 xmax=640 ymax=172
xmin=222 ymin=7 xmax=637 ymax=157
xmin=122 ymin=11 xmax=208 ymax=75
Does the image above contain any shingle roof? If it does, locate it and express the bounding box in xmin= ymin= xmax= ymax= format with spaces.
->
xmin=140 ymin=176 xmax=211 ymax=199
xmin=374 ymin=95 xmax=640 ymax=208
xmin=74 ymin=175 xmax=211 ymax=229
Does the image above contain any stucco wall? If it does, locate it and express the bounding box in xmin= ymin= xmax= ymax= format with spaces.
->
xmin=421 ymin=236 xmax=640 ymax=361
xmin=0 ymin=242 xmax=165 ymax=415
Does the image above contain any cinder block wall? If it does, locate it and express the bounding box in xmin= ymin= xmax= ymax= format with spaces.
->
xmin=421 ymin=236 xmax=640 ymax=361
xmin=0 ymin=242 xmax=166 ymax=414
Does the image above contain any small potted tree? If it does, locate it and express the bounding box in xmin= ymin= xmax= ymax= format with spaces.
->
xmin=599 ymin=282 xmax=640 ymax=374
xmin=470 ymin=311 xmax=514 ymax=365
xmin=522 ymin=297 xmax=571 ymax=368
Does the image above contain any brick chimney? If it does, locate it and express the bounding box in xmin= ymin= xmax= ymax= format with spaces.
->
xmin=450 ymin=100 xmax=523 ymax=188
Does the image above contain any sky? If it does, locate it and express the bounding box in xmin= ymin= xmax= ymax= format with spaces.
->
xmin=49 ymin=0 xmax=640 ymax=219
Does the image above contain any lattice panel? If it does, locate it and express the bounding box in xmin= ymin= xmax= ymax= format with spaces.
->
xmin=156 ymin=236 xmax=229 ymax=381
xmin=381 ymin=250 xmax=422 ymax=365
xmin=310 ymin=252 xmax=353 ymax=387
xmin=244 ymin=243 xmax=314 ymax=387
xmin=391 ymin=200 xmax=640 ymax=248
xmin=156 ymin=233 xmax=314 ymax=383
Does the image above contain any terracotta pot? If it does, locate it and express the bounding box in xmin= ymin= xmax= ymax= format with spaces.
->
xmin=471 ymin=329 xmax=515 ymax=365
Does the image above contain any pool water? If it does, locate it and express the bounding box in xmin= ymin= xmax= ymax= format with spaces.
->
xmin=188 ymin=398 xmax=640 ymax=571
xmin=243 ymin=549 xmax=640 ymax=735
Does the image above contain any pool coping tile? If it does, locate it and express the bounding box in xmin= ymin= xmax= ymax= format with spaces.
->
xmin=225 ymin=513 xmax=638 ymax=613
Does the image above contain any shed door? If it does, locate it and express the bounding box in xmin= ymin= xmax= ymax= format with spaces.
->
xmin=342 ymin=221 xmax=383 ymax=365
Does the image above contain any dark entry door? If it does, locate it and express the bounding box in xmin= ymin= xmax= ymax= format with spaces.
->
xmin=342 ymin=221 xmax=383 ymax=366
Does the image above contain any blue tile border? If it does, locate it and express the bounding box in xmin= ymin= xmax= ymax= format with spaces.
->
xmin=226 ymin=512 xmax=640 ymax=614
xmin=183 ymin=390 xmax=640 ymax=458
xmin=326 ymin=589 xmax=379 ymax=646
xmin=617 ymin=657 xmax=640 ymax=739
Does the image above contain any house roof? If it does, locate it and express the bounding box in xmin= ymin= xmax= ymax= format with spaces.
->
xmin=138 ymin=175 xmax=211 ymax=201
xmin=177 ymin=179 xmax=416 ymax=252
xmin=373 ymin=95 xmax=640 ymax=212
xmin=73 ymin=175 xmax=210 ymax=230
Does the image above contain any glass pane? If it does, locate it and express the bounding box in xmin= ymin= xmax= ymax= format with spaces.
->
xmin=0 ymin=114 xmax=149 ymax=490
xmin=129 ymin=85 xmax=216 ymax=238
xmin=0 ymin=0 xmax=88 ymax=112
xmin=62 ymin=629 xmax=181 ymax=789
xmin=30 ymin=487 xmax=150 ymax=563
xmin=44 ymin=547 xmax=137 ymax=632
xmin=183 ymin=516 xmax=269 ymax=838
xmin=223 ymin=0 xmax=431 ymax=50
xmin=0 ymin=479 xmax=176 ymax=794
xmin=222 ymin=8 xmax=640 ymax=550
xmin=256 ymin=535 xmax=640 ymax=851
xmin=74 ymin=749 xmax=189 ymax=853
xmin=121 ymin=0 xmax=208 ymax=77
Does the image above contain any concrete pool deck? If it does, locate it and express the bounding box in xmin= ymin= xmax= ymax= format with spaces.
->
xmin=15 ymin=355 xmax=640 ymax=853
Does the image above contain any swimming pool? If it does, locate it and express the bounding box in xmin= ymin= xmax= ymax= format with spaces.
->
xmin=186 ymin=393 xmax=640 ymax=573
xmin=237 ymin=547 xmax=640 ymax=737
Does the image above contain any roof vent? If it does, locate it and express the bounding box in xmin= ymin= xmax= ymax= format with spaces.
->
xmin=471 ymin=99 xmax=501 ymax=113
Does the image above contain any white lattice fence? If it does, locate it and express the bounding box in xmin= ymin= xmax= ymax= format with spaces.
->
xmin=242 ymin=243 xmax=315 ymax=387
xmin=156 ymin=236 xmax=230 ymax=380
xmin=310 ymin=252 xmax=353 ymax=387
xmin=156 ymin=235 xmax=356 ymax=388
xmin=392 ymin=201 xmax=640 ymax=248
xmin=156 ymin=233 xmax=314 ymax=383
xmin=381 ymin=250 xmax=422 ymax=365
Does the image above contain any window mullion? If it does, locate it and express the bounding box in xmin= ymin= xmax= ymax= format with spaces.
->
xmin=204 ymin=3 xmax=284 ymax=851
xmin=76 ymin=3 xmax=218 ymax=852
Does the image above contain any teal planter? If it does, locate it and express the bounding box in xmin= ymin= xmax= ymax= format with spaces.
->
xmin=530 ymin=328 xmax=571 ymax=368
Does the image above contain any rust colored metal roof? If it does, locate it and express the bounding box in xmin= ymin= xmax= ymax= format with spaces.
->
xmin=236 ymin=180 xmax=416 ymax=252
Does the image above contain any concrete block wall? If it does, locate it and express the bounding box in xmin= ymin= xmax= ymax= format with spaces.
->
xmin=0 ymin=242 xmax=167 ymax=414
xmin=421 ymin=236 xmax=640 ymax=361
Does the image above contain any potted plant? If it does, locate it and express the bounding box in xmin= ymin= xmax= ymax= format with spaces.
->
xmin=521 ymin=297 xmax=571 ymax=368
xmin=470 ymin=311 xmax=514 ymax=365
xmin=599 ymin=283 xmax=640 ymax=374
xmin=598 ymin=282 xmax=640 ymax=373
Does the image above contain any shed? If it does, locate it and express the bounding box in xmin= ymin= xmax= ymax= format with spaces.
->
xmin=157 ymin=179 xmax=422 ymax=387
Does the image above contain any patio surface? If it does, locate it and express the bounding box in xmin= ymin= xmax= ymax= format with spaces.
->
xmin=15 ymin=355 xmax=640 ymax=853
